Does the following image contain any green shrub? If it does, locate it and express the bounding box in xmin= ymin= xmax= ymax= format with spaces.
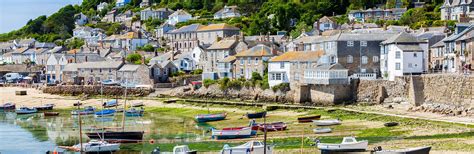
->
xmin=192 ymin=69 xmax=203 ymax=75
xmin=203 ymin=79 xmax=217 ymax=88
xmin=272 ymin=83 xmax=290 ymax=92
xmin=227 ymin=80 xmax=242 ymax=89
xmin=218 ymin=77 xmax=230 ymax=90
xmin=251 ymin=72 xmax=263 ymax=82
xmin=243 ymin=80 xmax=253 ymax=88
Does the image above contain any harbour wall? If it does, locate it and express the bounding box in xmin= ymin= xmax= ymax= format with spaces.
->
xmin=42 ymin=85 xmax=154 ymax=97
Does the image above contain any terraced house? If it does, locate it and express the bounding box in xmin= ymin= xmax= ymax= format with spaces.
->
xmin=234 ymin=44 xmax=278 ymax=79
xmin=196 ymin=23 xmax=240 ymax=47
xmin=441 ymin=0 xmax=474 ymax=22
xmin=165 ymin=24 xmax=203 ymax=52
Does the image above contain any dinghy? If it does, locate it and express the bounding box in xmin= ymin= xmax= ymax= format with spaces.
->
xmin=195 ymin=113 xmax=227 ymax=122
xmin=0 ymin=103 xmax=16 ymax=111
xmin=44 ymin=112 xmax=60 ymax=116
xmin=34 ymin=104 xmax=54 ymax=111
xmin=71 ymin=106 xmax=95 ymax=115
xmin=317 ymin=136 xmax=368 ymax=152
xmin=16 ymin=107 xmax=37 ymax=114
xmin=131 ymin=102 xmax=144 ymax=107
xmin=212 ymin=127 xmax=253 ymax=139
xmin=257 ymin=122 xmax=287 ymax=131
xmin=70 ymin=140 xmax=120 ymax=152
xmin=246 ymin=111 xmax=266 ymax=119
xmin=125 ymin=108 xmax=144 ymax=117
xmin=313 ymin=119 xmax=341 ymax=126
xmin=221 ymin=141 xmax=274 ymax=154
xmin=94 ymin=109 xmax=116 ymax=117
xmin=374 ymin=146 xmax=431 ymax=154
xmin=102 ymin=99 xmax=118 ymax=108
xmin=313 ymin=127 xmax=332 ymax=134
xmin=297 ymin=115 xmax=321 ymax=123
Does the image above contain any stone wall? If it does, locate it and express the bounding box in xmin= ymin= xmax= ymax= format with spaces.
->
xmin=42 ymin=85 xmax=154 ymax=96
xmin=169 ymin=75 xmax=202 ymax=86
xmin=356 ymin=77 xmax=410 ymax=104
xmin=309 ymin=84 xmax=353 ymax=105
xmin=421 ymin=75 xmax=474 ymax=106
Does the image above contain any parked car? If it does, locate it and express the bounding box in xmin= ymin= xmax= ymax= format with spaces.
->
xmin=4 ymin=73 xmax=22 ymax=83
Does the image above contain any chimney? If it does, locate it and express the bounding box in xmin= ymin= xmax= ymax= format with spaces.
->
xmin=240 ymin=32 xmax=244 ymax=42
xmin=171 ymin=51 xmax=175 ymax=61
xmin=142 ymin=56 xmax=146 ymax=64
xmin=80 ymin=47 xmax=84 ymax=52
xmin=85 ymin=56 xmax=88 ymax=62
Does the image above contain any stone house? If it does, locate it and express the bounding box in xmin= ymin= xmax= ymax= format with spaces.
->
xmin=165 ymin=24 xmax=203 ymax=53
xmin=441 ymin=25 xmax=474 ymax=73
xmin=167 ymin=9 xmax=192 ymax=25
xmin=314 ymin=16 xmax=338 ymax=32
xmin=102 ymin=10 xmax=117 ymax=23
xmin=213 ymin=5 xmax=241 ymax=19
xmin=440 ymin=0 xmax=474 ymax=22
xmin=155 ymin=23 xmax=175 ymax=39
xmin=45 ymin=54 xmax=68 ymax=83
xmin=430 ymin=40 xmax=445 ymax=72
xmin=62 ymin=63 xmax=80 ymax=84
xmin=348 ymin=7 xmax=407 ymax=22
xmin=217 ymin=56 xmax=236 ymax=78
xmin=201 ymin=37 xmax=247 ymax=80
xmin=233 ymin=44 xmax=277 ymax=79
xmin=196 ymin=23 xmax=240 ymax=46
xmin=140 ymin=8 xmax=173 ymax=21
xmin=268 ymin=51 xmax=323 ymax=88
xmin=118 ymin=64 xmax=153 ymax=85
xmin=149 ymin=60 xmax=178 ymax=83
xmin=14 ymin=39 xmax=36 ymax=48
xmin=75 ymin=61 xmax=124 ymax=84
xmin=4 ymin=47 xmax=29 ymax=64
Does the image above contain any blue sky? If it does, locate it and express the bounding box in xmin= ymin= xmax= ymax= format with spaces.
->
xmin=0 ymin=0 xmax=82 ymax=34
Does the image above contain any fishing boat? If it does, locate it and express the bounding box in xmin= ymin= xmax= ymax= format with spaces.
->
xmin=246 ymin=111 xmax=267 ymax=119
xmin=125 ymin=108 xmax=144 ymax=117
xmin=317 ymin=136 xmax=368 ymax=152
xmin=16 ymin=107 xmax=37 ymax=114
xmin=223 ymin=120 xmax=259 ymax=135
xmin=102 ymin=99 xmax=118 ymax=108
xmin=0 ymin=103 xmax=16 ymax=111
xmin=94 ymin=109 xmax=116 ymax=117
xmin=313 ymin=119 xmax=341 ymax=126
xmin=131 ymin=102 xmax=144 ymax=107
xmin=85 ymin=131 xmax=144 ymax=143
xmin=66 ymin=140 xmax=120 ymax=152
xmin=34 ymin=104 xmax=54 ymax=111
xmin=212 ymin=127 xmax=253 ymax=139
xmin=257 ymin=122 xmax=287 ymax=131
xmin=221 ymin=141 xmax=274 ymax=154
xmin=44 ymin=112 xmax=60 ymax=116
xmin=152 ymin=145 xmax=197 ymax=154
xmin=195 ymin=113 xmax=227 ymax=123
xmin=374 ymin=146 xmax=431 ymax=154
xmin=297 ymin=115 xmax=321 ymax=123
xmin=384 ymin=122 xmax=399 ymax=127
xmin=71 ymin=106 xmax=95 ymax=115
xmin=313 ymin=128 xmax=332 ymax=134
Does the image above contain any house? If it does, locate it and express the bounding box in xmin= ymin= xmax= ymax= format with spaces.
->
xmin=268 ymin=51 xmax=324 ymax=87
xmin=214 ymin=5 xmax=241 ymax=19
xmin=3 ymin=47 xmax=29 ymax=64
xmin=102 ymin=10 xmax=117 ymax=23
xmin=201 ymin=37 xmax=247 ymax=79
xmin=167 ymin=9 xmax=192 ymax=25
xmin=196 ymin=23 xmax=240 ymax=46
xmin=22 ymin=48 xmax=49 ymax=65
xmin=314 ymin=16 xmax=338 ymax=32
xmin=440 ymin=0 xmax=474 ymax=22
xmin=45 ymin=54 xmax=68 ymax=83
xmin=0 ymin=43 xmax=14 ymax=64
xmin=174 ymin=52 xmax=197 ymax=72
xmin=73 ymin=27 xmax=106 ymax=45
xmin=75 ymin=61 xmax=124 ymax=84
xmin=74 ymin=13 xmax=88 ymax=26
xmin=14 ymin=39 xmax=36 ymax=48
xmin=149 ymin=60 xmax=178 ymax=83
xmin=217 ymin=56 xmax=236 ymax=78
xmin=65 ymin=48 xmax=106 ymax=63
xmin=118 ymin=64 xmax=153 ymax=85
xmin=440 ymin=24 xmax=474 ymax=73
xmin=430 ymin=40 xmax=445 ymax=72
xmin=233 ymin=44 xmax=277 ymax=79
xmin=0 ymin=64 xmax=43 ymax=82
xmin=156 ymin=23 xmax=175 ymax=39
xmin=165 ymin=24 xmax=202 ymax=52
xmin=191 ymin=46 xmax=204 ymax=69
xmin=380 ymin=32 xmax=426 ymax=81
xmin=139 ymin=0 xmax=149 ymax=8
xmin=348 ymin=8 xmax=407 ymax=22
xmin=97 ymin=2 xmax=108 ymax=11
xmin=34 ymin=42 xmax=56 ymax=49
xmin=115 ymin=10 xmax=133 ymax=23
xmin=102 ymin=32 xmax=148 ymax=51
xmin=116 ymin=0 xmax=131 ymax=7
xmin=141 ymin=8 xmax=173 ymax=21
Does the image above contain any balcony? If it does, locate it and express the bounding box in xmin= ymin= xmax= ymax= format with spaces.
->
xmin=350 ymin=73 xmax=377 ymax=80
xmin=303 ymin=69 xmax=349 ymax=85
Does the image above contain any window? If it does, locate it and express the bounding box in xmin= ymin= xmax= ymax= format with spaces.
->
xmin=109 ymin=68 xmax=111 ymax=73
xmin=408 ymin=63 xmax=413 ymax=68
xmin=373 ymin=56 xmax=379 ymax=62
xmin=395 ymin=51 xmax=401 ymax=59
xmin=240 ymin=58 xmax=244 ymax=65
xmin=271 ymin=73 xmax=276 ymax=80
xmin=413 ymin=53 xmax=417 ymax=57
xmin=347 ymin=55 xmax=353 ymax=63
xmin=90 ymin=69 xmax=93 ymax=73
xmin=395 ymin=62 xmax=401 ymax=70
xmin=361 ymin=56 xmax=368 ymax=64
xmin=240 ymin=68 xmax=244 ymax=75
xmin=360 ymin=41 xmax=367 ymax=47
xmin=99 ymin=69 xmax=102 ymax=73
xmin=280 ymin=62 xmax=285 ymax=69
xmin=347 ymin=41 xmax=354 ymax=47
xmin=255 ymin=58 xmax=259 ymax=65
xmin=275 ymin=73 xmax=282 ymax=80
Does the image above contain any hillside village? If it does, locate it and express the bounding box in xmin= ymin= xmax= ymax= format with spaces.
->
xmin=0 ymin=0 xmax=472 ymax=92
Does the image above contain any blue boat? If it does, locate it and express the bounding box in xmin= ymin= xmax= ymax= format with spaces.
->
xmin=95 ymin=109 xmax=116 ymax=117
xmin=195 ymin=113 xmax=227 ymax=123
xmin=246 ymin=111 xmax=267 ymax=119
xmin=125 ymin=108 xmax=144 ymax=117
xmin=16 ymin=107 xmax=37 ymax=114
xmin=102 ymin=100 xmax=118 ymax=108
xmin=71 ymin=106 xmax=96 ymax=115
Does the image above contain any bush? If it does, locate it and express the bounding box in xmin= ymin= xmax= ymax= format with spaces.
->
xmin=192 ymin=69 xmax=203 ymax=75
xmin=218 ymin=77 xmax=230 ymax=90
xmin=243 ymin=80 xmax=253 ymax=88
xmin=203 ymin=79 xmax=217 ymax=88
xmin=170 ymin=70 xmax=185 ymax=77
xmin=272 ymin=83 xmax=290 ymax=92
xmin=251 ymin=72 xmax=263 ymax=83
xmin=227 ymin=80 xmax=242 ymax=89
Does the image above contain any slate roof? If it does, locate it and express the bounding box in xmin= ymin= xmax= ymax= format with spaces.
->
xmin=169 ymin=9 xmax=191 ymax=17
xmin=76 ymin=61 xmax=123 ymax=69
xmin=396 ymin=44 xmax=423 ymax=52
xmin=221 ymin=56 xmax=236 ymax=63
xmin=0 ymin=43 xmax=14 ymax=50
xmin=18 ymin=39 xmax=36 ymax=45
xmin=319 ymin=16 xmax=335 ymax=23
xmin=235 ymin=44 xmax=274 ymax=57
xmin=197 ymin=23 xmax=239 ymax=32
xmin=62 ymin=63 xmax=79 ymax=72
xmin=315 ymin=63 xmax=346 ymax=70
xmin=381 ymin=32 xmax=422 ymax=44
xmin=168 ymin=24 xmax=203 ymax=33
xmin=207 ymin=39 xmax=237 ymax=50
xmin=35 ymin=42 xmax=56 ymax=48
xmin=431 ymin=40 xmax=445 ymax=48
xmin=270 ymin=51 xmax=324 ymax=62
xmin=118 ymin=64 xmax=142 ymax=71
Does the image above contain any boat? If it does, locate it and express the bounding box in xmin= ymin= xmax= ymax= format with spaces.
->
xmin=44 ymin=112 xmax=60 ymax=116
xmin=195 ymin=113 xmax=227 ymax=123
xmin=65 ymin=140 xmax=120 ymax=152
xmin=131 ymin=102 xmax=144 ymax=107
xmin=125 ymin=108 xmax=144 ymax=117
xmin=316 ymin=136 xmax=368 ymax=152
xmin=73 ymin=102 xmax=82 ymax=106
xmin=152 ymin=145 xmax=197 ymax=154
xmin=257 ymin=122 xmax=287 ymax=131
xmin=221 ymin=141 xmax=274 ymax=154
xmin=34 ymin=104 xmax=54 ymax=111
xmin=71 ymin=106 xmax=95 ymax=115
xmin=374 ymin=146 xmax=431 ymax=154
xmin=246 ymin=111 xmax=267 ymax=119
xmin=313 ymin=128 xmax=332 ymax=134
xmin=85 ymin=131 xmax=144 ymax=143
xmin=102 ymin=99 xmax=118 ymax=108
xmin=313 ymin=119 xmax=341 ymax=126
xmin=384 ymin=122 xmax=399 ymax=127
xmin=0 ymin=103 xmax=16 ymax=111
xmin=101 ymin=79 xmax=119 ymax=86
xmin=297 ymin=115 xmax=321 ymax=123
xmin=94 ymin=109 xmax=116 ymax=117
xmin=16 ymin=107 xmax=37 ymax=114
xmin=212 ymin=127 xmax=253 ymax=139
xmin=223 ymin=120 xmax=259 ymax=135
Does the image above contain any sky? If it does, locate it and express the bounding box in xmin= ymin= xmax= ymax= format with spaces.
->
xmin=0 ymin=0 xmax=83 ymax=34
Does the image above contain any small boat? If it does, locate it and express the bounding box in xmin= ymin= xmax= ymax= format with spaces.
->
xmin=257 ymin=122 xmax=287 ymax=131
xmin=68 ymin=140 xmax=120 ymax=152
xmin=384 ymin=122 xmax=399 ymax=127
xmin=71 ymin=106 xmax=95 ymax=115
xmin=195 ymin=113 xmax=227 ymax=123
xmin=212 ymin=127 xmax=253 ymax=139
xmin=246 ymin=111 xmax=267 ymax=119
xmin=44 ymin=112 xmax=60 ymax=116
xmin=313 ymin=128 xmax=332 ymax=134
xmin=0 ymin=103 xmax=16 ymax=111
xmin=223 ymin=120 xmax=259 ymax=135
xmin=131 ymin=102 xmax=144 ymax=107
xmin=73 ymin=102 xmax=82 ymax=106
xmin=221 ymin=141 xmax=274 ymax=154
xmin=94 ymin=109 xmax=116 ymax=117
xmin=34 ymin=104 xmax=54 ymax=111
xmin=115 ymin=108 xmax=124 ymax=112
xmin=313 ymin=119 xmax=341 ymax=126
xmin=297 ymin=115 xmax=321 ymax=123
xmin=85 ymin=131 xmax=144 ymax=143
xmin=317 ymin=136 xmax=368 ymax=152
xmin=152 ymin=145 xmax=197 ymax=154
xmin=125 ymin=108 xmax=144 ymax=117
xmin=374 ymin=146 xmax=431 ymax=154
xmin=16 ymin=107 xmax=38 ymax=114
xmin=101 ymin=79 xmax=119 ymax=86
xmin=102 ymin=99 xmax=118 ymax=108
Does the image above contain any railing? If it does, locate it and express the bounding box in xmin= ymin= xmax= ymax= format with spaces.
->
xmin=350 ymin=73 xmax=377 ymax=80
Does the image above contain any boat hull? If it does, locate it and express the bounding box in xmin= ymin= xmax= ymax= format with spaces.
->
xmin=44 ymin=112 xmax=60 ymax=116
xmin=34 ymin=106 xmax=53 ymax=111
xmin=86 ymin=131 xmax=144 ymax=143
xmin=246 ymin=111 xmax=266 ymax=119
xmin=257 ymin=122 xmax=287 ymax=132
xmin=374 ymin=146 xmax=431 ymax=154
xmin=297 ymin=115 xmax=321 ymax=123
xmin=212 ymin=127 xmax=253 ymax=139
xmin=317 ymin=141 xmax=368 ymax=152
xmin=313 ymin=128 xmax=332 ymax=134
xmin=0 ymin=103 xmax=16 ymax=111
xmin=195 ymin=113 xmax=226 ymax=123
xmin=313 ymin=120 xmax=341 ymax=126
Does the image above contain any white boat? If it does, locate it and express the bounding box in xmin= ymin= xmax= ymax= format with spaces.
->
xmin=313 ymin=127 xmax=332 ymax=134
xmin=374 ymin=146 xmax=431 ymax=154
xmin=72 ymin=140 xmax=120 ymax=152
xmin=221 ymin=141 xmax=274 ymax=154
xmin=16 ymin=107 xmax=37 ymax=114
xmin=152 ymin=145 xmax=197 ymax=154
xmin=211 ymin=127 xmax=253 ymax=139
xmin=317 ymin=136 xmax=368 ymax=152
xmin=312 ymin=119 xmax=341 ymax=126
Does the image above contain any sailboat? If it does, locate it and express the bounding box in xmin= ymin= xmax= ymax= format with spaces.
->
xmin=85 ymin=80 xmax=144 ymax=143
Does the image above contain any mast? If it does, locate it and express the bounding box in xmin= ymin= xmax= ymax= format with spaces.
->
xmin=78 ymin=104 xmax=83 ymax=153
xmin=263 ymin=114 xmax=267 ymax=154
xmin=121 ymin=79 xmax=127 ymax=131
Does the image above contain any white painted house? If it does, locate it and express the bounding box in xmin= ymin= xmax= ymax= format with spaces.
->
xmin=381 ymin=32 xmax=425 ymax=81
xmin=268 ymin=51 xmax=322 ymax=87
xmin=167 ymin=10 xmax=192 ymax=25
xmin=45 ymin=54 xmax=68 ymax=83
xmin=97 ymin=2 xmax=108 ymax=11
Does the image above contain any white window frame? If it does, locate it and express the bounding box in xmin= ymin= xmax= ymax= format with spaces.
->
xmin=373 ymin=56 xmax=379 ymax=63
xmin=347 ymin=55 xmax=353 ymax=63
xmin=361 ymin=56 xmax=368 ymax=64
xmin=347 ymin=41 xmax=354 ymax=47
xmin=360 ymin=41 xmax=367 ymax=47
xmin=395 ymin=62 xmax=401 ymax=70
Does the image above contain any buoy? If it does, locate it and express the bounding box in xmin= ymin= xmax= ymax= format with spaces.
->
xmin=149 ymin=139 xmax=155 ymax=144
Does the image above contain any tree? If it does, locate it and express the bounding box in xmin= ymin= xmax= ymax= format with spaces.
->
xmin=126 ymin=53 xmax=143 ymax=64
xmin=290 ymin=22 xmax=312 ymax=39
xmin=66 ymin=38 xmax=85 ymax=49
xmin=139 ymin=44 xmax=155 ymax=52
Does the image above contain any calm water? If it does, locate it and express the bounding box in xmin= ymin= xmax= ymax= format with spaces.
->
xmin=0 ymin=0 xmax=82 ymax=33
xmin=0 ymin=109 xmax=208 ymax=153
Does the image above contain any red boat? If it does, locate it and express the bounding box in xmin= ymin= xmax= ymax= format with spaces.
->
xmin=257 ymin=122 xmax=287 ymax=131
